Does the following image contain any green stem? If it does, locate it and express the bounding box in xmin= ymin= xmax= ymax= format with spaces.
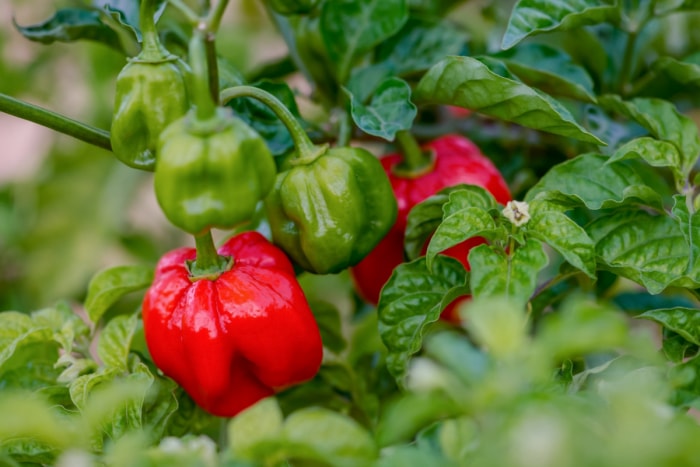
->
xmin=337 ymin=108 xmax=352 ymax=147
xmin=206 ymin=0 xmax=230 ymax=33
xmin=167 ymin=0 xmax=199 ymax=23
xmin=139 ymin=0 xmax=167 ymax=59
xmin=189 ymin=29 xmax=217 ymax=121
xmin=190 ymin=230 xmax=229 ymax=279
xmin=0 ymin=93 xmax=111 ymax=151
xmin=204 ymin=32 xmax=220 ymax=105
xmin=220 ymin=85 xmax=322 ymax=161
xmin=618 ymin=30 xmax=638 ymax=96
xmin=395 ymin=130 xmax=431 ymax=172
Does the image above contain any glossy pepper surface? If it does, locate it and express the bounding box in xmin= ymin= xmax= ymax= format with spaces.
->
xmin=351 ymin=135 xmax=511 ymax=320
xmin=264 ymin=146 xmax=398 ymax=274
xmin=142 ymin=231 xmax=323 ymax=417
xmin=111 ymin=58 xmax=188 ymax=170
xmin=154 ymin=108 xmax=277 ymax=235
xmin=110 ymin=0 xmax=188 ymax=171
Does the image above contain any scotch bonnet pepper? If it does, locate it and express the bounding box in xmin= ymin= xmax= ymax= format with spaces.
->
xmin=351 ymin=134 xmax=511 ymax=320
xmin=264 ymin=145 xmax=398 ymax=275
xmin=110 ymin=0 xmax=188 ymax=171
xmin=154 ymin=107 xmax=276 ymax=235
xmin=142 ymin=231 xmax=323 ymax=417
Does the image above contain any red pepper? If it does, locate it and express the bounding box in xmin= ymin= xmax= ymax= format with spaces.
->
xmin=142 ymin=231 xmax=323 ymax=417
xmin=350 ymin=135 xmax=511 ymax=322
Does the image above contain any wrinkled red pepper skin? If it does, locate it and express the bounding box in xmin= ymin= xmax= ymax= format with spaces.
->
xmin=142 ymin=231 xmax=323 ymax=417
xmin=351 ymin=135 xmax=511 ymax=322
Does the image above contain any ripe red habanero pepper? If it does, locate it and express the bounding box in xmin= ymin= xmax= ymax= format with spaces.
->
xmin=142 ymin=231 xmax=323 ymax=417
xmin=351 ymin=134 xmax=511 ymax=321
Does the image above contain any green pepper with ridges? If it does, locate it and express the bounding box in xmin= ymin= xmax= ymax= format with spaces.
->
xmin=110 ymin=0 xmax=188 ymax=171
xmin=265 ymin=145 xmax=398 ymax=274
xmin=154 ymin=34 xmax=276 ymax=235
xmin=220 ymin=86 xmax=397 ymax=274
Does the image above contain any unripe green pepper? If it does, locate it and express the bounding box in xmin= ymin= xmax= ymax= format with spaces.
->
xmin=110 ymin=0 xmax=188 ymax=171
xmin=266 ymin=0 xmax=320 ymax=15
xmin=264 ymin=145 xmax=398 ymax=274
xmin=155 ymin=108 xmax=276 ymax=235
xmin=111 ymin=58 xmax=188 ymax=170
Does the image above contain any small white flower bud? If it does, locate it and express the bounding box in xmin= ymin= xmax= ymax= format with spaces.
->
xmin=503 ymin=200 xmax=531 ymax=227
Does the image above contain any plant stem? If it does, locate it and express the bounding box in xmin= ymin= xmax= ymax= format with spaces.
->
xmin=190 ymin=230 xmax=229 ymax=279
xmin=167 ymin=0 xmax=200 ymax=23
xmin=0 ymin=93 xmax=111 ymax=151
xmin=139 ymin=0 xmax=167 ymax=59
xmin=618 ymin=30 xmax=638 ymax=96
xmin=206 ymin=0 xmax=230 ymax=33
xmin=337 ymin=108 xmax=352 ymax=147
xmin=220 ymin=85 xmax=324 ymax=161
xmin=189 ymin=29 xmax=218 ymax=121
xmin=395 ymin=130 xmax=431 ymax=172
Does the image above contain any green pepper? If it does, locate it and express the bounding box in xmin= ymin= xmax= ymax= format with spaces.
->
xmin=110 ymin=0 xmax=188 ymax=171
xmin=264 ymin=145 xmax=398 ymax=274
xmin=154 ymin=108 xmax=276 ymax=235
xmin=266 ymin=0 xmax=320 ymax=15
xmin=154 ymin=34 xmax=276 ymax=236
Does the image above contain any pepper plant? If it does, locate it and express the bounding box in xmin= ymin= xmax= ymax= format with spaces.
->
xmin=4 ymin=0 xmax=700 ymax=465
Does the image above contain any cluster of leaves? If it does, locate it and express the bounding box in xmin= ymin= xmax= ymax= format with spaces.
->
xmin=5 ymin=0 xmax=700 ymax=465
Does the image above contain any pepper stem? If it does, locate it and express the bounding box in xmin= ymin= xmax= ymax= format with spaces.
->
xmin=190 ymin=230 xmax=231 ymax=280
xmin=189 ymin=28 xmax=218 ymax=122
xmin=220 ymin=85 xmax=324 ymax=162
xmin=395 ymin=130 xmax=432 ymax=173
xmin=0 ymin=93 xmax=112 ymax=151
xmin=138 ymin=0 xmax=168 ymax=61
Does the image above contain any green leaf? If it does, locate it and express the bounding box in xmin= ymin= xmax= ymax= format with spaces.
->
xmin=537 ymin=296 xmax=628 ymax=360
xmin=378 ymin=257 xmax=469 ymax=386
xmin=228 ymin=397 xmax=284 ymax=460
xmin=463 ymin=297 xmax=529 ymax=358
xmin=414 ymin=56 xmax=604 ymax=145
xmin=468 ymin=240 xmax=548 ymax=306
xmin=81 ymin=373 xmax=152 ymax=445
xmin=84 ymin=265 xmax=153 ymax=324
xmin=375 ymin=18 xmax=467 ymax=76
xmin=528 ymin=204 xmax=596 ymax=278
xmin=608 ymin=137 xmax=684 ymax=187
xmin=346 ymin=77 xmax=417 ymax=141
xmin=491 ymin=43 xmax=595 ymax=101
xmin=671 ymin=194 xmax=700 ymax=278
xmin=403 ymin=195 xmax=445 ymax=263
xmin=526 ymin=153 xmax=663 ymax=209
xmin=501 ymin=0 xmax=619 ymax=50
xmin=69 ymin=369 xmax=120 ymax=410
xmin=13 ymin=8 xmax=124 ymax=52
xmin=599 ymin=95 xmax=700 ymax=180
xmin=661 ymin=330 xmax=699 ymax=363
xmin=282 ymin=407 xmax=378 ymax=464
xmin=97 ymin=313 xmax=139 ymax=370
xmin=0 ymin=393 xmax=78 ymax=456
xmin=320 ymin=0 xmax=409 ymax=82
xmin=587 ymin=209 xmax=697 ymax=294
xmin=0 ymin=312 xmax=53 ymax=371
xmin=425 ymin=189 xmax=504 ymax=270
xmin=376 ymin=392 xmax=461 ymax=447
xmin=655 ymin=0 xmax=700 ymax=12
xmin=405 ymin=185 xmax=490 ymax=261
xmin=655 ymin=52 xmax=700 ymax=87
xmin=309 ymin=301 xmax=347 ymax=354
xmin=639 ymin=307 xmax=700 ymax=346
